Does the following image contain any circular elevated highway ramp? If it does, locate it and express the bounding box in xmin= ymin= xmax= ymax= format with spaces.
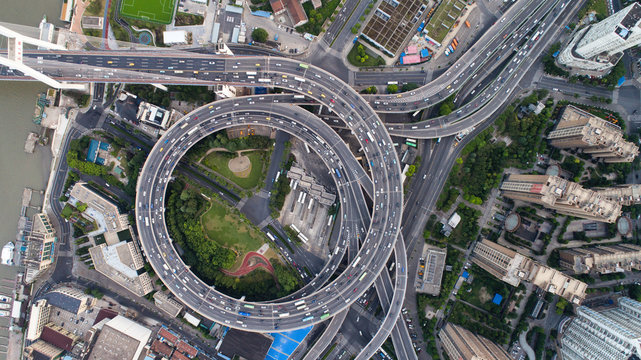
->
xmin=136 ymin=92 xmax=403 ymax=332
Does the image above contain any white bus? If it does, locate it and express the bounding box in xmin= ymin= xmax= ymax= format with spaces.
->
xmin=352 ymin=256 xmax=361 ymax=268
xmin=294 ymin=76 xmax=306 ymax=82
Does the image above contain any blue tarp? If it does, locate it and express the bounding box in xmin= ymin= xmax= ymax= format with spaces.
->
xmin=251 ymin=10 xmax=272 ymax=18
xmin=461 ymin=271 xmax=469 ymax=279
xmin=420 ymin=49 xmax=429 ymax=58
xmin=618 ymin=76 xmax=626 ymax=86
xmin=492 ymin=294 xmax=503 ymax=305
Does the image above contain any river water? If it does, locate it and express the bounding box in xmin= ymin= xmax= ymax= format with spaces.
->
xmin=0 ymin=2 xmax=66 ymax=271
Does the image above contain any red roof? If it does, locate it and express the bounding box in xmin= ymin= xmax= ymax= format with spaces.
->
xmin=284 ymin=0 xmax=308 ymax=27
xmin=269 ymin=0 xmax=285 ymax=14
xmin=176 ymin=340 xmax=198 ymax=357
xmin=93 ymin=308 xmax=118 ymax=325
xmin=151 ymin=339 xmax=173 ymax=358
xmin=40 ymin=326 xmax=74 ymax=352
xmin=530 ymin=184 xmax=543 ymax=193
xmin=159 ymin=328 xmax=179 ymax=345
xmin=171 ymin=351 xmax=190 ymax=360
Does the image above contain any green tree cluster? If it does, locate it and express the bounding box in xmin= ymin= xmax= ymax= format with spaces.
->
xmin=401 ymin=83 xmax=419 ymax=92
xmin=437 ymin=94 xmax=456 ymax=116
xmin=272 ymin=259 xmax=301 ymax=293
xmin=165 ymin=181 xmax=235 ymax=282
xmin=252 ymin=28 xmax=268 ymax=43
xmin=360 ymin=86 xmax=378 ymax=94
xmin=454 ymin=129 xmax=507 ymax=200
xmin=386 ymin=84 xmax=398 ymax=94
xmin=355 ymin=44 xmax=369 ymax=63
xmin=405 ymin=165 xmax=416 ymax=177
xmin=66 ymin=150 xmax=107 ymax=176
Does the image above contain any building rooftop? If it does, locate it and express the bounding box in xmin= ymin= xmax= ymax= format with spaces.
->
xmin=500 ymin=174 xmax=622 ymax=223
xmin=549 ymin=105 xmax=638 ymax=162
xmin=40 ymin=288 xmax=89 ymax=315
xmin=416 ymin=245 xmax=447 ymax=295
xmin=176 ymin=340 xmax=198 ymax=358
xmin=40 ymin=325 xmax=76 ymax=352
xmin=153 ymin=292 xmax=184 ymax=318
xmin=88 ymin=316 xmax=152 ymax=360
xmin=596 ymin=184 xmax=641 ymax=206
xmin=158 ymin=327 xmax=179 ymax=345
xmin=69 ymin=182 xmax=129 ymax=234
xmin=150 ymin=339 xmax=173 ymax=358
xmin=89 ymin=242 xmax=153 ymax=297
xmin=620 ymin=2 xmax=641 ymax=29
xmin=219 ymin=328 xmax=273 ymax=360
xmin=529 ymin=264 xmax=587 ymax=304
xmin=269 ymin=0 xmax=285 ymax=14
xmin=283 ymin=0 xmax=308 ymax=27
xmin=163 ymin=30 xmax=188 ymax=44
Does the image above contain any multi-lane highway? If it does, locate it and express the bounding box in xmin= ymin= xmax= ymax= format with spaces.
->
xmin=137 ymin=93 xmax=403 ymax=332
xmin=0 ymin=0 xmax=585 ymax=354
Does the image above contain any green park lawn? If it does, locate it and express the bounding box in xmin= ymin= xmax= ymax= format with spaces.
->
xmin=201 ymin=201 xmax=266 ymax=256
xmin=202 ymin=151 xmax=265 ymax=190
xmin=458 ymin=264 xmax=513 ymax=314
xmin=119 ymin=0 xmax=176 ymax=24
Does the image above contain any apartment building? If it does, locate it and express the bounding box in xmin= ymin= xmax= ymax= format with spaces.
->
xmin=548 ymin=105 xmax=638 ymax=163
xmin=559 ymin=297 xmax=641 ymax=360
xmin=500 ymin=174 xmax=622 ymax=223
xmin=559 ymin=244 xmax=641 ymax=274
xmin=472 ymin=239 xmax=587 ymax=304
xmin=26 ymin=299 xmax=51 ymax=341
xmin=596 ymin=184 xmax=641 ymax=206
xmin=24 ymin=213 xmax=57 ymax=283
xmin=558 ymin=3 xmax=641 ymax=72
xmin=438 ymin=323 xmax=511 ymax=360
xmin=470 ymin=239 xmax=534 ymax=287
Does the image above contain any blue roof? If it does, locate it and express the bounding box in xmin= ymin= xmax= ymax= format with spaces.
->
xmin=251 ymin=10 xmax=272 ymax=18
xmin=618 ymin=76 xmax=626 ymax=86
xmin=492 ymin=294 xmax=503 ymax=305
xmin=461 ymin=271 xmax=469 ymax=279
xmin=420 ymin=49 xmax=429 ymax=58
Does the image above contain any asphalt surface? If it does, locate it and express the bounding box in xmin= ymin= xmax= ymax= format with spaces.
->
xmin=136 ymin=99 xmax=402 ymax=332
xmin=0 ymin=0 xmax=587 ymax=354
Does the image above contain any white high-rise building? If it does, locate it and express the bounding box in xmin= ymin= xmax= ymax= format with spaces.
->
xmin=558 ymin=3 xmax=641 ymax=73
xmin=559 ymin=297 xmax=641 ymax=360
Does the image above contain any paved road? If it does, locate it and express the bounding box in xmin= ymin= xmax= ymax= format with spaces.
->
xmin=136 ymin=100 xmax=402 ymax=332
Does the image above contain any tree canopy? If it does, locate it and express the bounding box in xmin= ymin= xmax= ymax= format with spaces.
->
xmin=252 ymin=28 xmax=268 ymax=43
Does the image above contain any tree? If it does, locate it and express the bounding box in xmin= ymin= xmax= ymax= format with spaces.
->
xmin=401 ymin=83 xmax=419 ymax=92
xmin=386 ymin=84 xmax=398 ymax=94
xmin=251 ymin=28 xmax=268 ymax=43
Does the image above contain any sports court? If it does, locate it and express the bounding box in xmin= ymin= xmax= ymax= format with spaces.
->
xmin=265 ymin=326 xmax=313 ymax=360
xmin=119 ymin=0 xmax=177 ymax=24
